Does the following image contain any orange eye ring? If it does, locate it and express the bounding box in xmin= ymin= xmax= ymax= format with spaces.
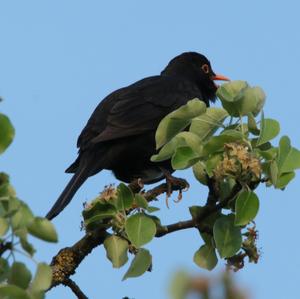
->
xmin=201 ymin=64 xmax=210 ymax=74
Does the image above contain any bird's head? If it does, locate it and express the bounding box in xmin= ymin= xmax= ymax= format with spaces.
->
xmin=161 ymin=52 xmax=230 ymax=103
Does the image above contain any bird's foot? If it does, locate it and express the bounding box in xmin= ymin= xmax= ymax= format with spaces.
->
xmin=161 ymin=169 xmax=189 ymax=208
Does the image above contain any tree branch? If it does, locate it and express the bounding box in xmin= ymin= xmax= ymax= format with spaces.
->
xmin=48 ymin=183 xmax=168 ymax=290
xmin=156 ymin=183 xmax=241 ymax=237
xmin=48 ymin=182 xmax=241 ymax=295
xmin=63 ymin=278 xmax=88 ymax=299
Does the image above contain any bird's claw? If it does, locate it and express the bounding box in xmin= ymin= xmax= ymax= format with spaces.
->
xmin=164 ymin=174 xmax=189 ymax=208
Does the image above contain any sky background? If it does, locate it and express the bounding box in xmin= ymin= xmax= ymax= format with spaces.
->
xmin=1 ymin=1 xmax=299 ymax=298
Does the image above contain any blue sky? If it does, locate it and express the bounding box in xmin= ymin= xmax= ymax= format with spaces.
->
xmin=1 ymin=1 xmax=299 ymax=298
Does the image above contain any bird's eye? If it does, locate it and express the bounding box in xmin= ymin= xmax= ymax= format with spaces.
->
xmin=201 ymin=64 xmax=210 ymax=74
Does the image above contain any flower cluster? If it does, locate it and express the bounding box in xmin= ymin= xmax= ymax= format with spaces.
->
xmin=214 ymin=143 xmax=261 ymax=183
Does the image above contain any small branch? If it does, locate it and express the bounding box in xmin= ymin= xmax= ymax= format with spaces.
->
xmin=156 ymin=184 xmax=241 ymax=237
xmin=63 ymin=279 xmax=88 ymax=299
xmin=0 ymin=241 xmax=12 ymax=257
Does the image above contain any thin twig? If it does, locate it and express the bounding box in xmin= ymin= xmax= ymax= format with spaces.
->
xmin=63 ymin=278 xmax=88 ymax=299
xmin=156 ymin=184 xmax=241 ymax=237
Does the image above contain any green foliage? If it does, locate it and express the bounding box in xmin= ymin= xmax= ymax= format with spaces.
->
xmin=216 ymin=81 xmax=265 ymax=117
xmin=28 ymin=217 xmax=58 ymax=243
xmin=149 ymin=80 xmax=300 ymax=272
xmin=193 ymin=245 xmax=218 ymax=270
xmin=0 ymin=113 xmax=15 ymax=154
xmin=235 ymin=190 xmax=259 ymax=226
xmin=80 ymin=80 xmax=300 ymax=280
xmin=0 ymin=105 xmax=56 ymax=298
xmin=122 ymin=249 xmax=152 ymax=281
xmin=155 ymin=99 xmax=206 ymax=149
xmin=213 ymin=215 xmax=242 ymax=258
xmin=104 ymin=235 xmax=129 ymax=268
xmin=125 ymin=213 xmax=156 ymax=247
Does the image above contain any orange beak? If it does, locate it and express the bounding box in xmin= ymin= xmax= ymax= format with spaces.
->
xmin=211 ymin=74 xmax=230 ymax=81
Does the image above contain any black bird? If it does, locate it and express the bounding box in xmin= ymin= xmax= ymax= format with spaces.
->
xmin=46 ymin=52 xmax=229 ymax=220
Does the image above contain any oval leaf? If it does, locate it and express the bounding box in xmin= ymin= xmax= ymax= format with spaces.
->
xmin=257 ymin=118 xmax=280 ymax=146
xmin=277 ymin=136 xmax=300 ymax=173
xmin=213 ymin=215 xmax=242 ymax=258
xmin=192 ymin=162 xmax=208 ymax=185
xmin=193 ymin=244 xmax=218 ymax=270
xmin=125 ymin=214 xmax=156 ymax=247
xmin=0 ymin=113 xmax=15 ymax=154
xmin=104 ymin=236 xmax=129 ymax=268
xmin=116 ymin=183 xmax=134 ymax=211
xmin=171 ymin=146 xmax=200 ymax=170
xmin=190 ymin=107 xmax=228 ymax=141
xmin=28 ymin=217 xmax=58 ymax=243
xmin=235 ymin=191 xmax=259 ymax=226
xmin=30 ymin=263 xmax=52 ymax=293
xmin=8 ymin=262 xmax=32 ymax=289
xmin=0 ymin=285 xmax=31 ymax=299
xmin=0 ymin=217 xmax=9 ymax=236
xmin=122 ymin=248 xmax=152 ymax=280
xmin=155 ymin=99 xmax=206 ymax=149
xmin=134 ymin=194 xmax=148 ymax=209
xmin=275 ymin=172 xmax=295 ymax=189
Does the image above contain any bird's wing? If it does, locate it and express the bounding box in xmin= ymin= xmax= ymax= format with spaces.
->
xmin=77 ymin=76 xmax=202 ymax=149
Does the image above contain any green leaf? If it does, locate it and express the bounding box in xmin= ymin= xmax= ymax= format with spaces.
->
xmin=116 ymin=183 xmax=134 ymax=211
xmin=169 ymin=271 xmax=189 ymax=299
xmin=146 ymin=206 xmax=160 ymax=213
xmin=0 ymin=173 xmax=16 ymax=198
xmin=0 ymin=258 xmax=10 ymax=282
xmin=82 ymin=202 xmax=117 ymax=221
xmin=152 ymin=131 xmax=202 ymax=162
xmin=16 ymin=228 xmax=36 ymax=256
xmin=219 ymin=179 xmax=236 ymax=201
xmin=205 ymin=154 xmax=222 ymax=177
xmin=240 ymin=86 xmax=266 ymax=116
xmin=134 ymin=194 xmax=148 ymax=209
xmin=30 ymin=263 xmax=52 ymax=293
xmin=8 ymin=262 xmax=32 ymax=289
xmin=171 ymin=146 xmax=200 ymax=169
xmin=155 ymin=99 xmax=206 ymax=149
xmin=275 ymin=172 xmax=295 ymax=189
xmin=11 ymin=201 xmax=34 ymax=230
xmin=235 ymin=191 xmax=259 ymax=226
xmin=277 ymin=136 xmax=300 ymax=173
xmin=28 ymin=217 xmax=58 ymax=243
xmin=0 ymin=113 xmax=15 ymax=154
xmin=217 ymin=81 xmax=265 ymax=117
xmin=270 ymin=160 xmax=278 ymax=185
xmin=104 ymin=235 xmax=129 ymax=268
xmin=257 ymin=118 xmax=280 ymax=146
xmin=125 ymin=213 xmax=156 ymax=247
xmin=213 ymin=215 xmax=242 ymax=258
xmin=193 ymin=244 xmax=218 ymax=270
xmin=202 ymin=130 xmax=243 ymax=156
xmin=192 ymin=161 xmax=208 ymax=185
xmin=122 ymin=248 xmax=152 ymax=280
xmin=0 ymin=285 xmax=31 ymax=299
xmin=0 ymin=217 xmax=9 ymax=236
xmin=190 ymin=107 xmax=228 ymax=141
xmin=151 ymin=137 xmax=178 ymax=162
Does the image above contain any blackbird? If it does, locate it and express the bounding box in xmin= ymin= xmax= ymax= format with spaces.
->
xmin=46 ymin=52 xmax=229 ymax=220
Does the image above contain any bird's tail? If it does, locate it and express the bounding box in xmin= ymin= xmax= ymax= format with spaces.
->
xmin=46 ymin=165 xmax=90 ymax=220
